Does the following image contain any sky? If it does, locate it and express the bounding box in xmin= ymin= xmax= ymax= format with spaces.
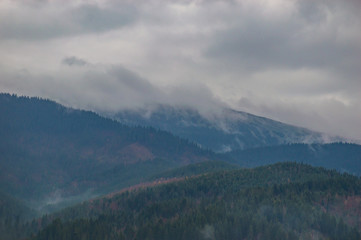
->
xmin=0 ymin=0 xmax=360 ymax=141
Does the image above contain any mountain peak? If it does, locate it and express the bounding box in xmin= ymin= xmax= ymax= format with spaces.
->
xmin=111 ymin=104 xmax=341 ymax=152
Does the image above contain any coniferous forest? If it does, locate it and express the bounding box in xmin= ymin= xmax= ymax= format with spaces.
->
xmin=27 ymin=163 xmax=361 ymax=240
xmin=1 ymin=94 xmax=361 ymax=240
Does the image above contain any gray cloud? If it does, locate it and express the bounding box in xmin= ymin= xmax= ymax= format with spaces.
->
xmin=205 ymin=0 xmax=361 ymax=80
xmin=237 ymin=95 xmax=361 ymax=143
xmin=62 ymin=56 xmax=89 ymax=67
xmin=0 ymin=2 xmax=137 ymax=40
xmin=71 ymin=3 xmax=136 ymax=33
xmin=0 ymin=60 xmax=224 ymax=114
xmin=0 ymin=0 xmax=360 ymax=142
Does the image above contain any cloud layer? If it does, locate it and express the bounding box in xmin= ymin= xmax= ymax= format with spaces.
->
xmin=0 ymin=0 xmax=360 ymax=141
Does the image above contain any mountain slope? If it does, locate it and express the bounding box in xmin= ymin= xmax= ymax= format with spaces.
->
xmin=0 ymin=192 xmax=36 ymax=240
xmin=112 ymin=105 xmax=337 ymax=152
xmin=30 ymin=163 xmax=361 ymax=240
xmin=148 ymin=160 xmax=239 ymax=181
xmin=224 ymin=143 xmax=361 ymax=175
xmin=0 ymin=93 xmax=216 ymax=209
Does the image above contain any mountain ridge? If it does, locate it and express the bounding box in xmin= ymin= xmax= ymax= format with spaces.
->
xmin=111 ymin=104 xmax=341 ymax=152
xmin=223 ymin=142 xmax=361 ymax=176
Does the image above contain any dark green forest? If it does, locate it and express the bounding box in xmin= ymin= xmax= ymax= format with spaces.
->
xmin=28 ymin=163 xmax=361 ymax=240
xmin=0 ymin=93 xmax=216 ymax=207
xmin=0 ymin=192 xmax=36 ymax=239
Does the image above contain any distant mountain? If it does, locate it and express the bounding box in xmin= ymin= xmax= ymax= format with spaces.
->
xmin=0 ymin=93 xmax=216 ymax=211
xmin=224 ymin=142 xmax=361 ymax=175
xmin=29 ymin=163 xmax=361 ymax=240
xmin=112 ymin=105 xmax=338 ymax=152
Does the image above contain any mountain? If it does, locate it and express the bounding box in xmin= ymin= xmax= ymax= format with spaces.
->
xmin=223 ymin=142 xmax=361 ymax=175
xmin=0 ymin=93 xmax=217 ymax=211
xmin=2 ymin=93 xmax=360 ymax=239
xmin=111 ymin=105 xmax=338 ymax=152
xmin=29 ymin=163 xmax=361 ymax=240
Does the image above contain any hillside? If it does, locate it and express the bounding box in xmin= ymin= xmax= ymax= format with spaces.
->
xmin=0 ymin=192 xmax=36 ymax=239
xmin=112 ymin=105 xmax=337 ymax=152
xmin=224 ymin=143 xmax=361 ymax=175
xmin=148 ymin=160 xmax=239 ymax=181
xmin=29 ymin=163 xmax=361 ymax=240
xmin=0 ymin=93 xmax=216 ymax=210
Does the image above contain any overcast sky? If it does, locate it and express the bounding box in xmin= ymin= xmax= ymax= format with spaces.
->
xmin=0 ymin=0 xmax=360 ymax=141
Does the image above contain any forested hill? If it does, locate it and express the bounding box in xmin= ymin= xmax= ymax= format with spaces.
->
xmin=30 ymin=163 xmax=361 ymax=240
xmin=224 ymin=143 xmax=361 ymax=175
xmin=0 ymin=93 xmax=216 ymax=206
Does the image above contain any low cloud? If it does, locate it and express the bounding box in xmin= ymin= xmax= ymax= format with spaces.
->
xmin=62 ymin=56 xmax=89 ymax=67
xmin=237 ymin=94 xmax=361 ymax=143
xmin=0 ymin=59 xmax=225 ymax=115
xmin=0 ymin=0 xmax=360 ymax=142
